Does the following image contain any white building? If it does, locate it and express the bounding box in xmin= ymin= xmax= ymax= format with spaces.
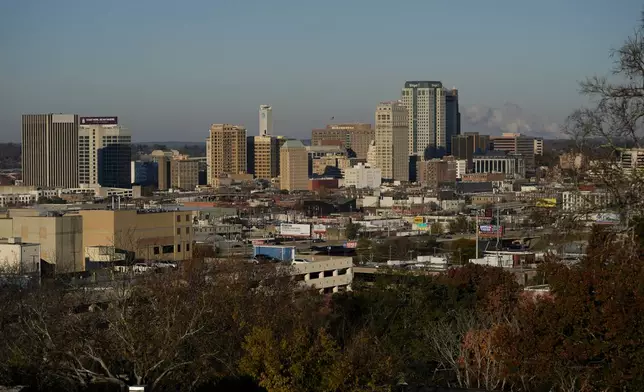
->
xmin=0 ymin=237 xmax=40 ymax=274
xmin=534 ymin=138 xmax=544 ymax=156
xmin=455 ymin=159 xmax=467 ymax=179
xmin=473 ymin=152 xmax=525 ymax=178
xmin=78 ymin=117 xmax=131 ymax=186
xmin=618 ymin=148 xmax=644 ymax=175
xmin=259 ymin=105 xmax=273 ymax=136
xmin=562 ymin=190 xmax=613 ymax=212
xmin=343 ymin=163 xmax=382 ymax=189
xmin=288 ymin=255 xmax=353 ymax=294
xmin=375 ymin=101 xmax=409 ymax=181
xmin=366 ymin=140 xmax=377 ymax=167
xmin=401 ymin=81 xmax=446 ymax=155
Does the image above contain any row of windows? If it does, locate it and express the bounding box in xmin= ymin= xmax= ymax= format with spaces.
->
xmin=152 ymin=243 xmax=191 ymax=255
xmin=176 ymin=227 xmax=191 ymax=235
xmin=176 ymin=214 xmax=192 ymax=222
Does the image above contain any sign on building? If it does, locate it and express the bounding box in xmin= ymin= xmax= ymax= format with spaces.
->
xmin=478 ymin=225 xmax=504 ymax=238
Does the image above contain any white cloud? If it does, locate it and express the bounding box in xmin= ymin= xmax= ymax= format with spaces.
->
xmin=462 ymin=103 xmax=562 ymax=138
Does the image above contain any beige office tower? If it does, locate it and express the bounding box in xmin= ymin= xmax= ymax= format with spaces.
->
xmin=375 ymin=102 xmax=409 ymax=181
xmin=22 ymin=114 xmax=79 ymax=188
xmin=206 ymin=124 xmax=247 ymax=185
xmin=401 ymin=81 xmax=446 ymax=156
xmin=311 ymin=123 xmax=374 ymax=159
xmin=171 ymin=157 xmax=200 ymax=190
xmin=254 ymin=135 xmax=279 ymax=179
xmin=279 ymin=140 xmax=308 ymax=191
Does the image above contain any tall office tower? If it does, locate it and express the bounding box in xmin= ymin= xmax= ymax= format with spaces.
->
xmin=279 ymin=140 xmax=308 ymax=191
xmin=311 ymin=123 xmax=375 ymax=160
xmin=445 ymin=88 xmax=461 ymax=154
xmin=253 ymin=135 xmax=279 ymax=180
xmin=401 ymin=81 xmax=446 ymax=156
xmin=451 ymin=132 xmax=490 ymax=163
xmin=246 ymin=136 xmax=256 ymax=176
xmin=78 ymin=116 xmax=132 ymax=188
xmin=490 ymin=133 xmax=537 ymax=171
xmin=259 ymin=105 xmax=273 ymax=136
xmin=206 ymin=124 xmax=247 ymax=185
xmin=375 ymin=101 xmax=409 ymax=181
xmin=149 ymin=150 xmax=175 ymax=190
xmin=170 ymin=157 xmax=200 ymax=190
xmin=22 ymin=114 xmax=79 ymax=188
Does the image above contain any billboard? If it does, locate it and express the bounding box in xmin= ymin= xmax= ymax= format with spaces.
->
xmin=280 ymin=223 xmax=311 ymax=237
xmin=535 ymin=198 xmax=557 ymax=208
xmin=312 ymin=224 xmax=327 ymax=233
xmin=415 ymin=223 xmax=428 ymax=231
xmin=478 ymin=225 xmax=504 ymax=238
xmin=413 ymin=216 xmax=424 ymax=224
xmin=80 ymin=116 xmax=118 ymax=125
xmin=344 ymin=241 xmax=358 ymax=249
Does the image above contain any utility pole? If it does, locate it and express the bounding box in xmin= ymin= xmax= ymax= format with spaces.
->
xmin=475 ymin=213 xmax=479 ymax=258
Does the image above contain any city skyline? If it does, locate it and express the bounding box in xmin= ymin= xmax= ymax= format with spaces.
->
xmin=0 ymin=0 xmax=640 ymax=142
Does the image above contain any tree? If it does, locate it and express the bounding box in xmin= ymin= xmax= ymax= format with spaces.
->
xmin=344 ymin=222 xmax=361 ymax=240
xmin=448 ymin=215 xmax=471 ymax=234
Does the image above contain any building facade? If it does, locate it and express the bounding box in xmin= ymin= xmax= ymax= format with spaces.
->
xmin=22 ymin=114 xmax=79 ymax=188
xmin=375 ymin=101 xmax=409 ymax=181
xmin=253 ymin=136 xmax=279 ymax=180
xmin=279 ymin=140 xmax=309 ymax=191
xmin=171 ymin=157 xmax=200 ymax=190
xmin=206 ymin=124 xmax=247 ymax=185
xmin=343 ymin=163 xmax=382 ymax=189
xmin=131 ymin=160 xmax=159 ymax=187
xmin=0 ymin=211 xmax=84 ymax=273
xmin=451 ymin=132 xmax=490 ymax=164
xmin=417 ymin=159 xmax=456 ymax=188
xmin=259 ymin=105 xmax=273 ymax=136
xmin=0 ymin=238 xmax=40 ymax=275
xmin=401 ymin=81 xmax=446 ymax=156
xmin=490 ymin=133 xmax=537 ymax=171
xmin=79 ymin=209 xmax=193 ymax=263
xmin=473 ymin=152 xmax=526 ymax=178
xmin=311 ymin=123 xmax=374 ymax=160
xmin=445 ymin=88 xmax=461 ymax=154
xmin=618 ymin=148 xmax=644 ymax=175
xmin=78 ymin=117 xmax=131 ymax=187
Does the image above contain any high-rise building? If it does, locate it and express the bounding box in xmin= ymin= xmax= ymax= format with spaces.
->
xmin=79 ymin=117 xmax=131 ymax=188
xmin=375 ymin=101 xmax=409 ymax=181
xmin=343 ymin=163 xmax=382 ymax=189
xmin=259 ymin=105 xmax=273 ymax=136
xmin=279 ymin=140 xmax=308 ymax=191
xmin=246 ymin=136 xmax=256 ymax=176
xmin=149 ymin=150 xmax=176 ymax=190
xmin=401 ymin=81 xmax=446 ymax=156
xmin=445 ymin=88 xmax=461 ymax=154
xmin=171 ymin=157 xmax=200 ymax=190
xmin=131 ymin=160 xmax=159 ymax=187
xmin=97 ymin=144 xmax=131 ymax=188
xmin=417 ymin=159 xmax=456 ymax=188
xmin=206 ymin=124 xmax=247 ymax=185
xmin=253 ymin=135 xmax=279 ymax=180
xmin=311 ymin=123 xmax=374 ymax=160
xmin=490 ymin=133 xmax=536 ymax=171
xmin=22 ymin=114 xmax=79 ymax=188
xmin=451 ymin=132 xmax=490 ymax=165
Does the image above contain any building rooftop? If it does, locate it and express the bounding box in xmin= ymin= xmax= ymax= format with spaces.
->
xmin=281 ymin=140 xmax=305 ymax=149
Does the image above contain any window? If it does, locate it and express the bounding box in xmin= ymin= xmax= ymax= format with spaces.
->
xmin=176 ymin=215 xmax=181 ymax=222
xmin=162 ymin=245 xmax=174 ymax=254
xmin=176 ymin=228 xmax=181 ymax=235
xmin=309 ymin=272 xmax=320 ymax=279
xmin=323 ymin=270 xmax=334 ymax=278
xmin=153 ymin=246 xmax=160 ymax=255
xmin=186 ymin=243 xmax=190 ymax=252
xmin=177 ymin=244 xmax=181 ymax=252
xmin=185 ymin=227 xmax=190 ymax=234
xmin=338 ymin=268 xmax=348 ymax=275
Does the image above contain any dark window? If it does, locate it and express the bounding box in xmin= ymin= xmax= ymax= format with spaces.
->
xmin=338 ymin=268 xmax=348 ymax=275
xmin=186 ymin=214 xmax=190 ymax=221
xmin=162 ymin=245 xmax=174 ymax=254
xmin=323 ymin=270 xmax=333 ymax=278
xmin=153 ymin=246 xmax=160 ymax=255
xmin=176 ymin=215 xmax=181 ymax=222
xmin=309 ymin=272 xmax=320 ymax=279
xmin=177 ymin=244 xmax=181 ymax=252
xmin=176 ymin=228 xmax=181 ymax=235
xmin=185 ymin=227 xmax=190 ymax=234
xmin=186 ymin=243 xmax=190 ymax=252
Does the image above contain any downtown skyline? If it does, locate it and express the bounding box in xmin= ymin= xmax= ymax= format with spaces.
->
xmin=0 ymin=0 xmax=641 ymax=142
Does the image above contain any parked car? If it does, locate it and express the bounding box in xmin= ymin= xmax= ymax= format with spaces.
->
xmin=292 ymin=258 xmax=311 ymax=264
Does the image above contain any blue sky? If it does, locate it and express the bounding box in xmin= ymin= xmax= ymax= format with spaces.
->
xmin=0 ymin=0 xmax=640 ymax=141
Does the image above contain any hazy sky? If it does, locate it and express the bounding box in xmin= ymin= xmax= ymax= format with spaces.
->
xmin=0 ymin=0 xmax=640 ymax=142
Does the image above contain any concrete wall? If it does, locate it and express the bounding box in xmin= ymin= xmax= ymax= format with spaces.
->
xmin=0 ymin=242 xmax=40 ymax=273
xmin=79 ymin=209 xmax=193 ymax=262
xmin=11 ymin=215 xmax=83 ymax=273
